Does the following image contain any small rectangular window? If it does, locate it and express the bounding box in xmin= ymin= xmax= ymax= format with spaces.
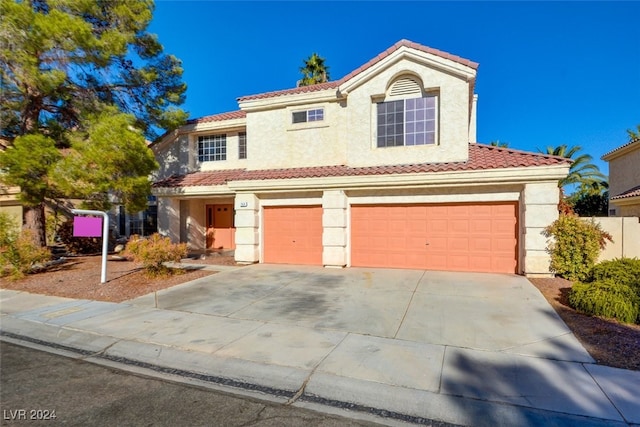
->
xmin=292 ymin=108 xmax=324 ymax=124
xmin=308 ymin=108 xmax=324 ymax=122
xmin=198 ymin=134 xmax=226 ymax=162
xmin=238 ymin=132 xmax=247 ymax=159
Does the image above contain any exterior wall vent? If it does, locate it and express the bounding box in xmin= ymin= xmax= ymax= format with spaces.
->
xmin=388 ymin=77 xmax=422 ymax=97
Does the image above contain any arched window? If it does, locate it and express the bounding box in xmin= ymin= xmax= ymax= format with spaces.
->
xmin=376 ymin=76 xmax=437 ymax=147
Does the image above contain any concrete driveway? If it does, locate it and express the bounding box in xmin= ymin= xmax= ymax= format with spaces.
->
xmin=4 ymin=264 xmax=640 ymax=426
xmin=131 ymin=264 xmax=590 ymax=361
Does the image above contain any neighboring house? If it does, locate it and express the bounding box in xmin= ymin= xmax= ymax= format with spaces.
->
xmin=602 ymin=138 xmax=640 ymax=217
xmin=111 ymin=196 xmax=158 ymax=238
xmin=151 ymin=40 xmax=570 ymax=277
xmin=0 ymin=138 xmax=23 ymax=227
xmin=110 ymin=140 xmax=159 ymax=239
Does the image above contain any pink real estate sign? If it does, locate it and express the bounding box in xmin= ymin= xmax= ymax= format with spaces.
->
xmin=73 ymin=216 xmax=103 ymax=237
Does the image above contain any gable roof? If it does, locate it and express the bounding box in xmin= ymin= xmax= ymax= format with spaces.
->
xmin=237 ymin=39 xmax=478 ymax=102
xmin=610 ymin=184 xmax=640 ymax=201
xmin=602 ymin=137 xmax=640 ymax=160
xmin=173 ymin=40 xmax=478 ymax=130
xmin=153 ymin=144 xmax=569 ymax=189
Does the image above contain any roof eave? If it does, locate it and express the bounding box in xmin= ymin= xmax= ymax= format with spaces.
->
xmin=226 ymin=164 xmax=569 ymax=192
xmin=602 ymin=139 xmax=640 ymax=161
xmin=238 ymin=88 xmax=339 ymax=112
xmin=610 ymin=195 xmax=640 ymax=205
xmin=338 ymin=46 xmax=477 ymax=96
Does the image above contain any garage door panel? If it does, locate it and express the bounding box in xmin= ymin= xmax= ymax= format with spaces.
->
xmin=448 ymin=237 xmax=469 ymax=251
xmin=493 ymin=220 xmax=516 ymax=235
xmin=351 ymin=203 xmax=518 ymax=273
xmin=470 ymin=255 xmax=492 ymax=271
xmin=426 ymin=254 xmax=448 ymax=270
xmin=427 ymin=236 xmax=448 ymax=250
xmin=470 ymin=238 xmax=492 ymax=252
xmin=474 ymin=206 xmax=493 ymax=216
xmin=449 ymin=255 xmax=472 ymax=271
xmin=449 ymin=219 xmax=469 ymax=233
xmin=449 ymin=206 xmax=470 ymax=217
xmin=429 ymin=219 xmax=448 ymax=231
xmin=408 ymin=235 xmax=427 ymax=249
xmin=493 ymin=237 xmax=517 ymax=252
xmin=387 ymin=236 xmax=408 ymax=251
xmin=470 ymin=218 xmax=492 ymax=233
xmin=491 ymin=256 xmax=517 ymax=272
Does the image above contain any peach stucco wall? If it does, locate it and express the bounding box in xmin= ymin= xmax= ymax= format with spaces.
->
xmin=607 ymin=144 xmax=640 ymax=199
xmin=605 ymin=141 xmax=640 ymax=216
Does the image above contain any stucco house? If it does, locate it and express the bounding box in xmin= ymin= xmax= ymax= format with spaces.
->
xmin=602 ymin=138 xmax=640 ymax=217
xmin=151 ymin=40 xmax=570 ymax=277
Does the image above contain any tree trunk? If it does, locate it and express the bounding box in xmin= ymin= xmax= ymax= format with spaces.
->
xmin=24 ymin=204 xmax=47 ymax=247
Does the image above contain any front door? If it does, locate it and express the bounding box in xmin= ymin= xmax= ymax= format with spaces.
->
xmin=206 ymin=204 xmax=235 ymax=250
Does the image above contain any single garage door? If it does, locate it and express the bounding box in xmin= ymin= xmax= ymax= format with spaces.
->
xmin=263 ymin=206 xmax=323 ymax=265
xmin=351 ymin=203 xmax=518 ymax=273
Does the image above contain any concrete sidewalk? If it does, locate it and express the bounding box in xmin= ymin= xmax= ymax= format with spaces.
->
xmin=1 ymin=265 xmax=639 ymax=427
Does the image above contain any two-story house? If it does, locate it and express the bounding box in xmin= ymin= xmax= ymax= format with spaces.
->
xmin=151 ymin=40 xmax=570 ymax=277
xmin=602 ymin=138 xmax=640 ymax=217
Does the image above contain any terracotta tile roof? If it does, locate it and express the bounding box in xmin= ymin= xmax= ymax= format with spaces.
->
xmin=187 ymin=110 xmax=246 ymax=125
xmin=237 ymin=39 xmax=478 ymax=102
xmin=153 ymin=144 xmax=569 ymax=189
xmin=602 ymin=138 xmax=640 ymax=159
xmin=153 ymin=169 xmax=246 ymax=188
xmin=610 ymin=185 xmax=640 ymax=200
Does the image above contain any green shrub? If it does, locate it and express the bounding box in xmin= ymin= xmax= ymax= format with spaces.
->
xmin=543 ymin=214 xmax=612 ymax=281
xmin=0 ymin=212 xmax=20 ymax=248
xmin=0 ymin=213 xmax=51 ymax=280
xmin=124 ymin=233 xmax=187 ymax=277
xmin=589 ymin=258 xmax=640 ymax=293
xmin=569 ymin=280 xmax=640 ymax=324
xmin=45 ymin=212 xmax=64 ymax=246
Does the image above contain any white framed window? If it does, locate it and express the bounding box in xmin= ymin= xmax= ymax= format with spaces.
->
xmin=198 ymin=134 xmax=226 ymax=162
xmin=292 ymin=108 xmax=324 ymax=124
xmin=376 ymin=95 xmax=437 ymax=147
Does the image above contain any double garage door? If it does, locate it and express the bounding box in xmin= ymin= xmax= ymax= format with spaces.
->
xmin=263 ymin=203 xmax=518 ymax=273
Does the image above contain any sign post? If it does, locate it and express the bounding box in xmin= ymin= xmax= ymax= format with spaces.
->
xmin=72 ymin=209 xmax=109 ymax=284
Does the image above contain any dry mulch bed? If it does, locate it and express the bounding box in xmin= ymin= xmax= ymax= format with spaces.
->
xmin=0 ymin=254 xmax=237 ymax=303
xmin=529 ymin=277 xmax=640 ymax=371
xmin=2 ymin=256 xmax=639 ymax=371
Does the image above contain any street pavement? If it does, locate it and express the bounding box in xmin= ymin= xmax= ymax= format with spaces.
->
xmin=0 ymin=341 xmax=396 ymax=426
xmin=1 ymin=264 xmax=639 ymax=426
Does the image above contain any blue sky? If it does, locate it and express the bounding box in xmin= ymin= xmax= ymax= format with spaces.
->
xmin=149 ymin=1 xmax=639 ymax=175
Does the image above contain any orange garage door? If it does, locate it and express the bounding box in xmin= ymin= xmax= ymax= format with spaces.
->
xmin=351 ymin=203 xmax=518 ymax=273
xmin=263 ymin=206 xmax=323 ymax=265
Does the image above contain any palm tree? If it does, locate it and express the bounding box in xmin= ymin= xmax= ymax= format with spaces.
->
xmin=539 ymin=144 xmax=607 ymax=195
xmin=489 ymin=140 xmax=509 ymax=148
xmin=627 ymin=124 xmax=640 ymax=141
xmin=298 ymin=53 xmax=330 ymax=87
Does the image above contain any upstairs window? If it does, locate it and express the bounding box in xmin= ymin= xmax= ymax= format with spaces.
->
xmin=292 ymin=108 xmax=324 ymax=124
xmin=377 ymin=95 xmax=437 ymax=147
xmin=238 ymin=132 xmax=247 ymax=159
xmin=198 ymin=134 xmax=226 ymax=162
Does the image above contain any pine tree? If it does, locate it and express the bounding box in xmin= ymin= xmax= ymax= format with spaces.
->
xmin=0 ymin=0 xmax=187 ymax=246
